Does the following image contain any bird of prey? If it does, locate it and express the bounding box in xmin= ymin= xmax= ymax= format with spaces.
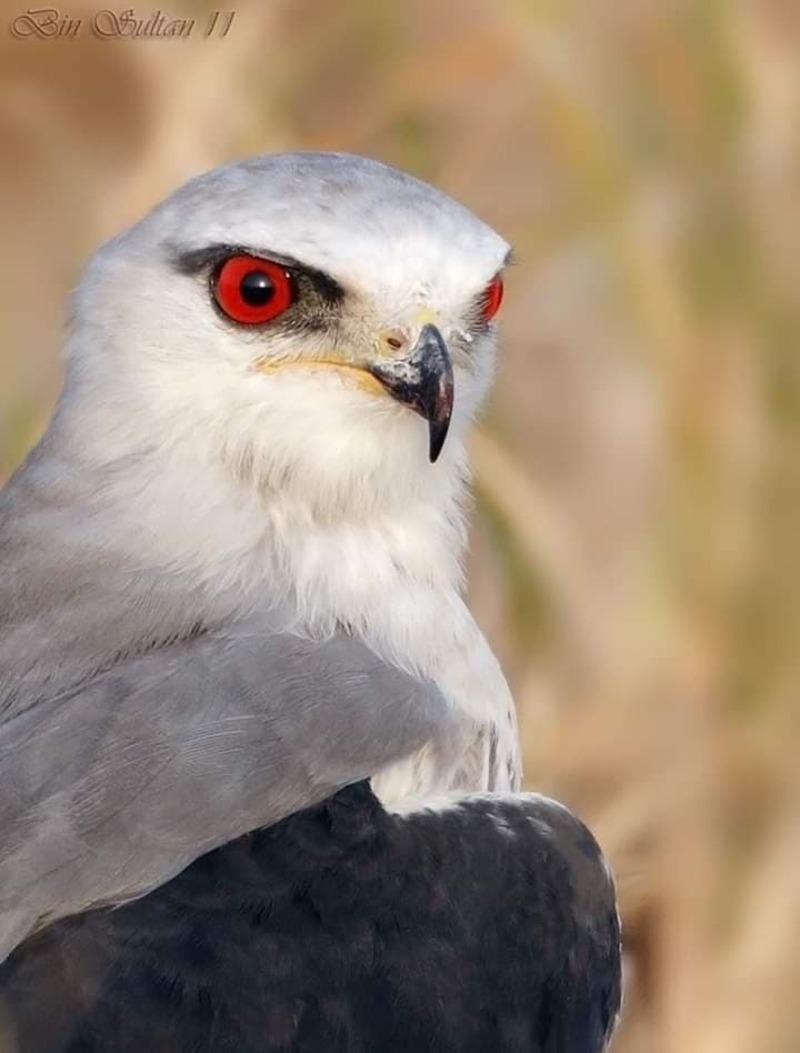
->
xmin=0 ymin=152 xmax=520 ymax=957
xmin=0 ymin=153 xmax=620 ymax=1051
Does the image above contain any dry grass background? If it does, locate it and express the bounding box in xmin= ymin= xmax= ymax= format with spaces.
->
xmin=1 ymin=1 xmax=799 ymax=1050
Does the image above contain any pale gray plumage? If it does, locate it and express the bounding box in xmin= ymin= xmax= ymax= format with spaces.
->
xmin=0 ymin=459 xmax=458 ymax=958
xmin=0 ymin=152 xmax=520 ymax=962
xmin=0 ymin=616 xmax=455 ymax=961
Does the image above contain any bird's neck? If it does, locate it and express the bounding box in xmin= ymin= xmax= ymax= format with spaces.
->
xmin=15 ymin=405 xmax=472 ymax=615
xmin=258 ymin=477 xmax=469 ymax=624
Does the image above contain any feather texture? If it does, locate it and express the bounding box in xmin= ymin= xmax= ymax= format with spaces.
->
xmin=0 ymin=783 xmax=621 ymax=1053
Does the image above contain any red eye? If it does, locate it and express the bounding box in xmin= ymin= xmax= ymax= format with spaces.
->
xmin=213 ymin=255 xmax=294 ymax=325
xmin=481 ymin=274 xmax=504 ymax=323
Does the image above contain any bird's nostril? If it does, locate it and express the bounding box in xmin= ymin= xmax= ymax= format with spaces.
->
xmin=383 ymin=330 xmax=407 ymax=352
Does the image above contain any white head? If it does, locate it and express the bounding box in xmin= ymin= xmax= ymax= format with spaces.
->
xmin=59 ymin=153 xmax=510 ymax=528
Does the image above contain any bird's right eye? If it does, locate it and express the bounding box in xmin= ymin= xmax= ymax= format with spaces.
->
xmin=213 ymin=255 xmax=294 ymax=325
xmin=479 ymin=274 xmax=504 ymax=324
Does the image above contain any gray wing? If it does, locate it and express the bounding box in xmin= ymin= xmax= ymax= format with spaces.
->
xmin=0 ymin=624 xmax=455 ymax=962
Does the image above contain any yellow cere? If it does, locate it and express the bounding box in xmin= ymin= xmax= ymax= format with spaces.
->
xmin=413 ymin=307 xmax=439 ymax=327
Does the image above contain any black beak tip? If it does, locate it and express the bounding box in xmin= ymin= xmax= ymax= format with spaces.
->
xmin=428 ymin=419 xmax=450 ymax=463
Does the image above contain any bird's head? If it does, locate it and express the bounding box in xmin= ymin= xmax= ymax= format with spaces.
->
xmin=63 ymin=153 xmax=510 ymax=520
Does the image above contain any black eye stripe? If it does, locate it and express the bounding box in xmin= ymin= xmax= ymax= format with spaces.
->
xmin=173 ymin=244 xmax=345 ymax=306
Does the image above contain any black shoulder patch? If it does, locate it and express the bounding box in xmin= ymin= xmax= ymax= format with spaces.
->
xmin=0 ymin=784 xmax=621 ymax=1053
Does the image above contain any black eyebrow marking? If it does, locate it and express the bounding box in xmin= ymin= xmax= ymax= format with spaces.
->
xmin=170 ymin=243 xmax=345 ymax=304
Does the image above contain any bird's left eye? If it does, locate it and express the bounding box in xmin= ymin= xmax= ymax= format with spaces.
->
xmin=213 ymin=255 xmax=294 ymax=325
xmin=480 ymin=274 xmax=504 ymax=324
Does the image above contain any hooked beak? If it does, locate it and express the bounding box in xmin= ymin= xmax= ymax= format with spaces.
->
xmin=367 ymin=324 xmax=455 ymax=463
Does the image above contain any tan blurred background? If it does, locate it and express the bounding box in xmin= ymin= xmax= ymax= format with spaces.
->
xmin=2 ymin=1 xmax=799 ymax=1050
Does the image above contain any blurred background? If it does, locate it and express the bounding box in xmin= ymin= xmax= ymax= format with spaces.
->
xmin=2 ymin=1 xmax=798 ymax=1050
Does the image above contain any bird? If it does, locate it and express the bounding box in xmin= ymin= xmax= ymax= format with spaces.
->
xmin=0 ymin=152 xmax=520 ymax=956
xmin=0 ymin=152 xmax=621 ymax=1051
xmin=0 ymin=150 xmax=524 ymax=956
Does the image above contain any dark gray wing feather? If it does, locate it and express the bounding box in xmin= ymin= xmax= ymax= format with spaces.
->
xmin=0 ymin=786 xmax=622 ymax=1053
